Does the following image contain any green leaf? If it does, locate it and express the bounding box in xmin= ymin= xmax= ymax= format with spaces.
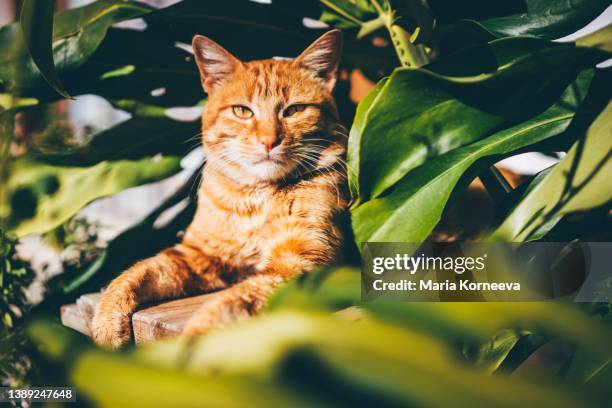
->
xmin=267 ymin=266 xmax=360 ymax=311
xmin=347 ymin=78 xmax=387 ymax=197
xmin=135 ymin=310 xmax=598 ymax=407
xmin=144 ymin=0 xmax=322 ymax=60
xmin=0 ymin=156 xmax=181 ymax=237
xmin=566 ymin=344 xmax=612 ymax=392
xmin=319 ymin=0 xmax=386 ymax=39
xmin=478 ymin=0 xmax=611 ymax=39
xmin=75 ymin=352 xmax=321 ymax=408
xmin=350 ymin=68 xmax=596 ymax=244
xmin=507 ymin=168 xmax=563 ymax=241
xmin=0 ymin=0 xmax=152 ymax=98
xmin=320 ymin=0 xmax=435 ymax=42
xmin=33 ymin=113 xmax=200 ymax=166
xmin=319 ymin=1 xmax=434 ymax=67
xmin=349 ymin=37 xmax=604 ymax=202
xmin=469 ymin=329 xmax=532 ymax=374
xmin=29 ymin=307 xmax=611 ymax=407
xmin=29 ymin=321 xmax=319 ymax=408
xmin=19 ymin=0 xmax=70 ymax=99
xmin=362 ymin=302 xmax=612 ymax=355
xmin=491 ymin=101 xmax=612 ymax=241
xmin=72 ymin=27 xmax=204 ymax=111
xmin=319 ymin=0 xmax=378 ymax=31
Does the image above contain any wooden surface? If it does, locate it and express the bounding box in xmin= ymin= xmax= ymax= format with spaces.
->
xmin=60 ymin=291 xmax=222 ymax=344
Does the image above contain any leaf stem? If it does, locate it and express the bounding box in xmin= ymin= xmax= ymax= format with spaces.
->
xmin=320 ymin=0 xmax=364 ymax=26
xmin=374 ymin=0 xmax=429 ymax=67
xmin=480 ymin=166 xmax=513 ymax=213
xmin=388 ymin=24 xmax=428 ymax=67
xmin=0 ymin=112 xmax=14 ymax=236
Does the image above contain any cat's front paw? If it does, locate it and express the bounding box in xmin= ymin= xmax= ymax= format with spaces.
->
xmin=91 ymin=299 xmax=132 ymax=349
xmin=182 ymin=296 xmax=251 ymax=337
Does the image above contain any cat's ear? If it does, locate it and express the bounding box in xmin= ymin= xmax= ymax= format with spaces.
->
xmin=192 ymin=35 xmax=240 ymax=93
xmin=294 ymin=30 xmax=342 ymax=91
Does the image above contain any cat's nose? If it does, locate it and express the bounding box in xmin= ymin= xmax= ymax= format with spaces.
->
xmin=260 ymin=137 xmax=281 ymax=152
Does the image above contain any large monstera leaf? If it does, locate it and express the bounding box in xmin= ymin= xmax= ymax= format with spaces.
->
xmin=350 ymin=65 xmax=605 ymax=245
xmin=348 ymin=37 xmax=607 ymax=203
xmin=0 ymin=156 xmax=181 ymax=237
xmin=144 ymin=0 xmax=324 ymax=60
xmin=0 ymin=0 xmax=153 ymax=101
xmin=19 ymin=0 xmax=69 ymax=98
xmin=1 ymin=1 xmax=207 ymax=114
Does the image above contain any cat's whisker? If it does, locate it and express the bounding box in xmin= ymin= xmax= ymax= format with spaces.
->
xmin=207 ymin=148 xmax=245 ymax=176
xmin=189 ymin=169 xmax=204 ymax=199
xmin=292 ymin=145 xmax=348 ymax=204
xmin=293 ymin=158 xmax=314 ymax=180
xmin=293 ymin=151 xmax=320 ymax=168
xmin=292 ymin=156 xmax=318 ymax=175
xmin=297 ymin=145 xmax=352 ymax=173
xmin=294 ymin=156 xmax=344 ymax=206
xmin=183 ymin=132 xmax=204 ymax=145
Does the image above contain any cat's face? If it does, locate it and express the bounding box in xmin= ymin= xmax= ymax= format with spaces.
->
xmin=193 ymin=30 xmax=343 ymax=184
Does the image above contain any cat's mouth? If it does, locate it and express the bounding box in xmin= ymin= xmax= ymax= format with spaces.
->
xmin=247 ymin=154 xmax=293 ymax=181
xmin=253 ymin=155 xmax=284 ymax=165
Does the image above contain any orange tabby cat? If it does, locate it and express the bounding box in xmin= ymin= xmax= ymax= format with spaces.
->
xmin=91 ymin=30 xmax=348 ymax=348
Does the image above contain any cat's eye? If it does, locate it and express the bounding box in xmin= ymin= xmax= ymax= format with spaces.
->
xmin=283 ymin=104 xmax=308 ymax=117
xmin=232 ymin=105 xmax=254 ymax=119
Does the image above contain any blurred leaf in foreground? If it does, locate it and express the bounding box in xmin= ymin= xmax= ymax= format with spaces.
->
xmin=43 ymin=309 xmax=606 ymax=408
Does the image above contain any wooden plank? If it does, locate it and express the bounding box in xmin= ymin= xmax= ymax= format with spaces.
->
xmin=60 ymin=293 xmax=101 ymax=337
xmin=60 ymin=304 xmax=92 ymax=337
xmin=60 ymin=291 xmax=222 ymax=344
xmin=132 ymin=293 xmax=217 ymax=344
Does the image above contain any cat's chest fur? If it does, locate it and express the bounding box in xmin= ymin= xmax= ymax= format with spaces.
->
xmin=183 ymin=170 xmax=320 ymax=271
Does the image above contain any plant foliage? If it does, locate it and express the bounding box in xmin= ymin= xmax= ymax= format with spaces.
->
xmin=0 ymin=0 xmax=610 ymax=406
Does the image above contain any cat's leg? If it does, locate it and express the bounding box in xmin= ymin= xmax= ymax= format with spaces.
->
xmin=182 ymin=274 xmax=285 ymax=336
xmin=91 ymin=244 xmax=228 ymax=348
xmin=182 ymin=234 xmax=333 ymax=336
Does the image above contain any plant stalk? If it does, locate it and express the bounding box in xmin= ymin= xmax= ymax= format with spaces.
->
xmin=479 ymin=166 xmax=513 ymax=211
xmin=373 ymin=0 xmax=430 ymax=67
xmin=389 ymin=24 xmax=429 ymax=67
